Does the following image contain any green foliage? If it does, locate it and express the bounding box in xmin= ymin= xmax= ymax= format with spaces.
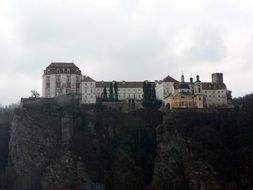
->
xmin=102 ymin=86 xmax=108 ymax=101
xmin=114 ymin=82 xmax=119 ymax=101
xmin=109 ymin=83 xmax=114 ymax=101
xmin=142 ymin=81 xmax=162 ymax=109
xmin=169 ymin=109 xmax=253 ymax=190
xmin=72 ymin=108 xmax=163 ymax=189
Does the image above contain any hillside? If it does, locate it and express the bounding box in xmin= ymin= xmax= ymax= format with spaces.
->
xmin=0 ymin=98 xmax=252 ymax=190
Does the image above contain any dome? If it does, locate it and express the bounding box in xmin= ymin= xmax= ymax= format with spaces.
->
xmin=179 ymin=82 xmax=189 ymax=89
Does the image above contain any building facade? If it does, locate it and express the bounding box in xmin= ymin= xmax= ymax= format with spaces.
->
xmin=42 ymin=62 xmax=229 ymax=108
xmin=42 ymin=63 xmax=82 ymax=97
xmin=165 ymin=73 xmax=228 ymax=109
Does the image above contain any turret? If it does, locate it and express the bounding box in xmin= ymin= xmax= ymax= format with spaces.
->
xmin=196 ymin=74 xmax=200 ymax=82
xmin=190 ymin=76 xmax=193 ymax=83
xmin=181 ymin=74 xmax=185 ymax=82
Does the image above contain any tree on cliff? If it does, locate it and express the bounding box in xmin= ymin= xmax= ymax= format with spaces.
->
xmin=102 ymin=86 xmax=108 ymax=101
xmin=114 ymin=81 xmax=119 ymax=101
xmin=142 ymin=81 xmax=162 ymax=109
xmin=109 ymin=83 xmax=114 ymax=101
xmin=30 ymin=90 xmax=40 ymax=98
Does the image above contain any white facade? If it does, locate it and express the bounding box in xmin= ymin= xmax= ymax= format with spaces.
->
xmin=155 ymin=75 xmax=178 ymax=101
xmin=81 ymin=76 xmax=96 ymax=104
xmin=42 ymin=63 xmax=229 ymax=108
xmin=155 ymin=82 xmax=175 ymax=100
xmin=95 ymin=81 xmax=145 ymax=102
xmin=42 ymin=63 xmax=82 ymax=98
xmin=96 ymin=87 xmax=143 ymax=100
xmin=202 ymin=89 xmax=227 ymax=107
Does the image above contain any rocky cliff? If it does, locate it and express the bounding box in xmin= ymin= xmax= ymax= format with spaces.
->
xmin=6 ymin=102 xmax=162 ymax=190
xmin=2 ymin=101 xmax=253 ymax=190
xmin=151 ymin=110 xmax=253 ymax=190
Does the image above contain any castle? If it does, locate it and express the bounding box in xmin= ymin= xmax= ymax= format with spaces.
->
xmin=42 ymin=62 xmax=229 ymax=109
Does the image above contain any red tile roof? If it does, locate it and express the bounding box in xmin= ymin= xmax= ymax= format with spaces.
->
xmin=96 ymin=81 xmax=155 ymax=88
xmin=174 ymin=82 xmax=226 ymax=90
xmin=82 ymin=76 xmax=95 ymax=82
xmin=162 ymin=75 xmax=179 ymax=83
xmin=202 ymin=82 xmax=226 ymax=90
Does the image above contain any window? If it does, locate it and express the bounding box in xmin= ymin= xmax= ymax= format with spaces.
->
xmin=67 ymin=69 xmax=70 ymax=73
xmin=76 ymin=76 xmax=80 ymax=82
xmin=46 ymin=76 xmax=50 ymax=82
xmin=56 ymin=75 xmax=61 ymax=82
xmin=46 ymin=88 xmax=50 ymax=97
xmin=67 ymin=75 xmax=71 ymax=82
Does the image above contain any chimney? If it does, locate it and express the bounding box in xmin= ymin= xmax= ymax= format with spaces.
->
xmin=190 ymin=77 xmax=193 ymax=83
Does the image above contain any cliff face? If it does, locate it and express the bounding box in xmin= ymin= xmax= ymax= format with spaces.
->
xmin=151 ymin=111 xmax=253 ymax=190
xmin=5 ymin=102 xmax=253 ymax=190
xmin=7 ymin=103 xmax=162 ymax=190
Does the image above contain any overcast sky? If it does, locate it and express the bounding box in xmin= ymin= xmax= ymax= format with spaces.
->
xmin=0 ymin=0 xmax=253 ymax=105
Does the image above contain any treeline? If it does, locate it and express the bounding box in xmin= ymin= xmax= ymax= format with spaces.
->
xmin=0 ymin=105 xmax=14 ymax=189
xmin=99 ymin=80 xmax=162 ymax=109
xmin=101 ymin=82 xmax=118 ymax=102
xmin=142 ymin=81 xmax=162 ymax=109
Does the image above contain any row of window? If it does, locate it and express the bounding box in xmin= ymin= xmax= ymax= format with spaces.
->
xmin=46 ymin=75 xmax=81 ymax=82
xmin=204 ymin=90 xmax=224 ymax=94
xmin=96 ymin=88 xmax=142 ymax=92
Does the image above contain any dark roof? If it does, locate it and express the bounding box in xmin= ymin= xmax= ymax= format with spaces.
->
xmin=178 ymin=82 xmax=189 ymax=89
xmin=96 ymin=81 xmax=155 ymax=88
xmin=82 ymin=76 xmax=96 ymax=82
xmin=162 ymin=75 xmax=179 ymax=83
xmin=202 ymin=82 xmax=226 ymax=90
xmin=47 ymin=62 xmax=79 ymax=69
xmin=44 ymin=62 xmax=82 ymax=75
xmin=174 ymin=82 xmax=227 ymax=90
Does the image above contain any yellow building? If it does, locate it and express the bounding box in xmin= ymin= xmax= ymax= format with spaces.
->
xmin=164 ymin=75 xmax=204 ymax=109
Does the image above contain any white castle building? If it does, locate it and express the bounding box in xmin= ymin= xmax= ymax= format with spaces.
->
xmin=42 ymin=62 xmax=229 ymax=108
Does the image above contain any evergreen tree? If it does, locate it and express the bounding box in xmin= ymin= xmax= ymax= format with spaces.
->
xmin=151 ymin=85 xmax=157 ymax=102
xmin=142 ymin=81 xmax=161 ymax=109
xmin=102 ymin=86 xmax=108 ymax=101
xmin=114 ymin=81 xmax=119 ymax=101
xmin=109 ymin=82 xmax=114 ymax=101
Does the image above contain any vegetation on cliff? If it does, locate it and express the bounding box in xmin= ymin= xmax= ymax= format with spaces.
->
xmin=0 ymin=93 xmax=253 ymax=190
xmin=72 ymin=107 xmax=163 ymax=190
xmin=152 ymin=94 xmax=253 ymax=190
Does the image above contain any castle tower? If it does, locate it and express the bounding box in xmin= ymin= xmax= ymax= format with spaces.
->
xmin=42 ymin=62 xmax=82 ymax=97
xmin=212 ymin=73 xmax=223 ymax=84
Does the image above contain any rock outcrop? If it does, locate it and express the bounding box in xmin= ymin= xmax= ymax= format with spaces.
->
xmin=151 ymin=111 xmax=253 ymax=190
xmin=7 ymin=102 xmax=161 ymax=190
xmin=4 ymin=101 xmax=253 ymax=190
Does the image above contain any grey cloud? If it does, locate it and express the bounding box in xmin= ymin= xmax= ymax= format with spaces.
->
xmin=0 ymin=0 xmax=253 ymax=104
xmin=181 ymin=27 xmax=227 ymax=64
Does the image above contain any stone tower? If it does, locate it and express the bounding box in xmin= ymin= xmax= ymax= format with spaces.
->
xmin=212 ymin=73 xmax=223 ymax=84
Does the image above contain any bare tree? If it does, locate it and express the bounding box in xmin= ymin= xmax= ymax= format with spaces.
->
xmin=30 ymin=90 xmax=40 ymax=98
